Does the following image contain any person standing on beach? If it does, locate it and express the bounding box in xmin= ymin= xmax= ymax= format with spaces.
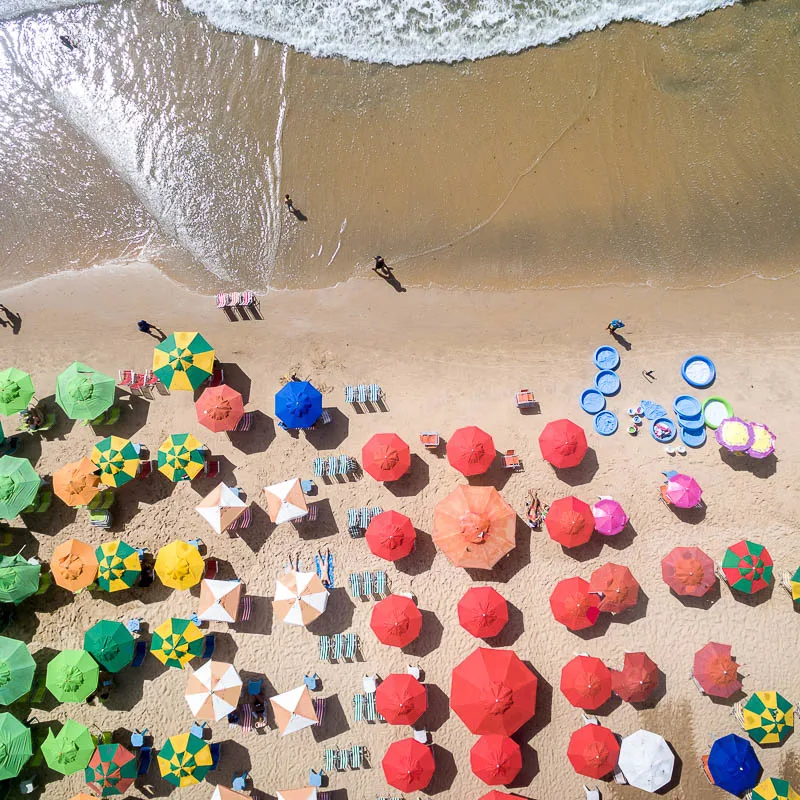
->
xmin=285 ymin=194 xmax=295 ymax=213
xmin=373 ymin=256 xmax=390 ymax=276
xmin=606 ymin=319 xmax=625 ymax=334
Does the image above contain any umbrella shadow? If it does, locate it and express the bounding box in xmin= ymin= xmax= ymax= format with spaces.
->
xmin=227 ymin=410 xmax=275 ymax=456
xmin=670 ymin=502 xmax=707 ymax=524
xmin=233 ymin=595 xmax=272 ymax=636
xmin=404 ymin=610 xmax=443 ymax=658
xmin=312 ymin=694 xmax=349 ymax=742
xmin=719 ymin=449 xmax=777 ymax=479
xmin=561 ymin=536 xmax=604 ymax=563
xmin=572 ymin=614 xmax=613 ymax=641
xmin=421 ymin=683 xmax=450 ymax=732
xmin=297 ymin=499 xmax=337 ymax=541
xmin=709 ymin=687 xmax=747 ymax=707
xmin=424 ymin=744 xmax=456 ymax=794
xmin=113 ymin=473 xmax=177 ymax=528
xmin=466 ymin=518 xmax=531 ymax=584
xmin=386 ymin=455 xmax=430 ymax=498
xmin=102 ymin=392 xmax=151 ymax=440
xmin=92 ymin=579 xmax=173 ymax=607
xmin=601 ymin=521 xmax=638 ymax=551
xmin=12 ymin=433 xmax=41 ymax=469
xmin=553 ymin=448 xmax=599 ymax=486
xmin=507 ymin=741 xmax=539 ymax=788
xmin=203 ymin=739 xmax=252 ymax=788
xmin=234 ymin=504 xmax=275 ymax=553
xmin=395 ymin=530 xmax=436 ymax=577
xmin=672 ymin=580 xmax=721 ymax=610
xmin=726 ymin=580 xmax=774 ymax=608
xmin=516 ymin=663 xmax=552 ymax=741
xmin=307 ymin=588 xmax=354 ymax=635
xmin=590 ymin=693 xmax=623 ymax=718
xmin=192 ymin=455 xmax=237 ymax=489
xmin=467 ymin=457 xmax=514 ymax=491
xmin=305 ymin=408 xmax=350 ymax=451
xmin=483 ymin=600 xmax=524 ymax=648
xmin=20 ymin=502 xmax=77 ymax=536
xmin=217 ymin=362 xmax=252 ymax=405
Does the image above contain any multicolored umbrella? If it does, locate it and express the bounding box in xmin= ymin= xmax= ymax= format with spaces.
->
xmin=41 ymin=720 xmax=95 ymax=775
xmin=85 ymin=743 xmax=137 ymax=796
xmin=567 ymin=724 xmax=620 ymax=778
xmin=589 ymin=563 xmax=640 ymax=613
xmin=157 ymin=433 xmax=206 ymax=482
xmin=276 ymin=791 xmax=317 ymax=800
xmin=90 ymin=436 xmax=139 ymax=488
xmin=0 ymin=456 xmax=40 ymax=519
xmin=0 ymin=368 xmax=35 ymax=416
xmin=151 ymin=618 xmax=204 ymax=669
xmin=743 ymin=691 xmax=794 ymax=745
xmin=592 ymin=498 xmax=628 ymax=536
xmin=382 ymin=738 xmax=435 ymax=792
xmin=263 ymin=478 xmax=308 ymax=524
xmin=447 ymin=426 xmax=495 ymax=476
xmin=95 ymin=540 xmax=141 ymax=592
xmin=46 ymin=649 xmax=99 ymax=703
xmin=560 ymin=655 xmax=612 ymax=710
xmin=375 ymin=674 xmax=427 ymax=725
xmin=185 ymin=660 xmax=242 ymax=721
xmin=457 ymin=586 xmax=508 ymax=639
xmin=0 ymin=554 xmax=40 ymax=605
xmin=662 ymin=473 xmax=702 ymax=508
xmin=195 ymin=384 xmax=244 ymax=432
xmin=716 ymin=416 xmax=755 ymax=452
xmin=152 ymin=332 xmax=215 ymax=392
xmin=707 ymin=734 xmax=761 ymax=796
xmin=432 ymin=485 xmax=516 ymax=569
xmin=661 ymin=546 xmax=716 ymax=597
xmin=371 ymin=594 xmax=422 ymax=648
xmin=273 ymin=571 xmax=329 ymax=627
xmin=747 ymin=423 xmax=776 ymax=459
xmin=362 ymin=433 xmax=411 ymax=482
xmin=157 ymin=732 xmax=213 ymax=787
xmin=722 ymin=539 xmax=773 ymax=594
xmin=0 ymin=636 xmax=35 ymax=705
xmin=693 ymin=642 xmax=741 ymax=698
xmin=450 ymin=648 xmax=537 ymax=736
xmin=55 ymin=362 xmax=115 ymax=421
xmin=198 ymin=579 xmax=243 ymax=623
xmin=154 ymin=541 xmax=204 ymax=590
xmin=545 ymin=496 xmax=594 ymax=548
xmin=83 ymin=620 xmax=135 ymax=673
xmin=549 ymin=577 xmax=600 ymax=631
xmin=269 ymin=685 xmax=318 ymax=735
xmin=618 ymin=729 xmax=674 ymax=792
xmin=51 ymin=539 xmax=99 ymax=593
xmin=611 ymin=652 xmax=659 ymax=704
xmin=274 ymin=380 xmax=322 ymax=429
xmin=470 ymin=735 xmax=522 ymax=786
xmin=195 ymin=483 xmax=248 ymax=534
xmin=0 ymin=712 xmax=32 ymax=779
xmin=752 ymin=778 xmax=800 ymax=800
xmin=365 ymin=511 xmax=416 ymax=561
xmin=53 ymin=458 xmax=102 ymax=507
xmin=538 ymin=418 xmax=587 ymax=469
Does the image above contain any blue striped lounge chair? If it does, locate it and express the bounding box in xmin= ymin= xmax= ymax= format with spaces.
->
xmin=318 ymin=635 xmax=331 ymax=661
xmin=347 ymin=508 xmax=360 ymax=536
xmin=331 ymin=633 xmax=345 ymax=661
xmin=349 ymin=745 xmax=366 ymax=769
xmin=339 ymin=455 xmax=353 ymax=475
xmin=327 ymin=455 xmax=338 ymax=477
xmin=323 ymin=748 xmax=336 ymax=773
xmin=353 ymin=693 xmax=365 ymax=722
xmin=368 ymin=383 xmax=381 ymax=403
xmin=362 ymin=571 xmax=373 ymax=596
xmin=344 ymin=385 xmax=356 ymax=404
xmin=336 ymin=748 xmax=350 ymax=771
xmin=356 ymin=384 xmax=368 ymax=403
xmin=313 ymin=458 xmax=325 ymax=477
xmin=344 ymin=633 xmax=359 ymax=660
xmin=348 ymin=573 xmax=361 ymax=597
xmin=374 ymin=571 xmax=387 ymax=596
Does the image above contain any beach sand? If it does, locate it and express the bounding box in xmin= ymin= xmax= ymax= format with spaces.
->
xmin=1 ymin=263 xmax=799 ymax=798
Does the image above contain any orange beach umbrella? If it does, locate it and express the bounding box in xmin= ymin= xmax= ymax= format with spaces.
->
xmin=53 ymin=458 xmax=101 ymax=507
xmin=51 ymin=539 xmax=98 ymax=592
xmin=589 ymin=563 xmax=640 ymax=614
xmin=195 ymin=385 xmax=244 ymax=433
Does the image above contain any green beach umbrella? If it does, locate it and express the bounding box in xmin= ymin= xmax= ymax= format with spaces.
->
xmin=152 ymin=332 xmax=215 ymax=392
xmin=46 ymin=650 xmax=99 ymax=703
xmin=83 ymin=621 xmax=135 ymax=673
xmin=0 ymin=555 xmax=40 ymax=605
xmin=0 ymin=637 xmax=35 ymax=705
xmin=0 ymin=457 xmax=40 ymax=520
xmin=40 ymin=719 xmax=95 ymax=775
xmin=55 ymin=362 xmax=115 ymax=421
xmin=95 ymin=540 xmax=141 ymax=593
xmin=0 ymin=712 xmax=32 ymax=779
xmin=157 ymin=433 xmax=206 ymax=482
xmin=721 ymin=539 xmax=774 ymax=594
xmin=85 ymin=743 xmax=137 ymax=796
xmin=0 ymin=369 xmax=35 ymax=417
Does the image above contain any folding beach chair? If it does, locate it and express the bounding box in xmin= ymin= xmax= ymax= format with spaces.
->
xmin=368 ymin=383 xmax=382 ymax=403
xmin=362 ymin=571 xmax=373 ymax=596
xmin=232 ymin=772 xmax=249 ymax=791
xmin=344 ymin=633 xmax=359 ymax=660
xmin=515 ymin=389 xmax=535 ymax=408
xmin=204 ymin=559 xmax=218 ymax=579
xmin=503 ymin=449 xmax=521 ymax=469
xmin=318 ymin=635 xmax=331 ymax=661
xmin=344 ymin=385 xmax=356 ymax=404
xmin=208 ymin=365 xmax=224 ymax=388
xmin=309 ymin=769 xmax=323 ymax=787
xmin=323 ymin=748 xmax=336 ymax=773
xmin=374 ymin=571 xmax=388 ymax=597
xmin=348 ymin=574 xmax=361 ymax=598
xmin=137 ymin=746 xmax=152 ymax=776
xmin=347 ymin=508 xmax=361 ymax=537
xmin=136 ymin=460 xmax=154 ymax=479
xmin=339 ymin=455 xmax=353 ymax=475
xmin=118 ymin=369 xmax=134 ymax=386
xmin=127 ymin=618 xmax=143 ymax=635
xmin=304 ymin=673 xmax=319 ymax=691
xmin=327 ymin=456 xmax=338 ymax=477
xmin=313 ymin=697 xmax=325 ymax=726
xmin=365 ymin=691 xmax=384 ymax=723
xmin=203 ymin=458 xmax=220 ymax=478
xmin=241 ymin=704 xmax=253 ymax=733
xmin=313 ymin=458 xmax=325 ymax=477
xmin=232 ymin=411 xmax=253 ymax=432
xmin=201 ymin=634 xmax=215 ymax=659
xmin=336 ymin=748 xmax=350 ymax=771
xmin=247 ymin=678 xmax=263 ymax=697
xmin=301 ymin=479 xmax=315 ymax=494
xmin=129 ymin=373 xmax=147 ymax=395
xmin=350 ymin=745 xmax=366 ymax=769
xmin=216 ymin=293 xmax=231 ymax=309
xmin=131 ymin=640 xmax=148 ymax=667
xmin=130 ymin=728 xmax=147 ymax=749
xmin=239 ymin=595 xmax=252 ymax=621
xmin=331 ymin=633 xmax=344 ymax=661
xmin=190 ymin=721 xmax=207 ymax=739
xmin=89 ymin=508 xmax=111 ymax=529
xmin=353 ymin=693 xmax=365 ymax=722
xmin=356 ymin=384 xmax=368 ymax=404
xmin=419 ymin=431 xmax=440 ymax=448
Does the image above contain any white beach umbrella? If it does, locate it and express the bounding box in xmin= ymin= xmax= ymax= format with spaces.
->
xmin=618 ymin=729 xmax=675 ymax=792
xmin=211 ymin=786 xmax=250 ymax=800
xmin=277 ymin=789 xmax=317 ymax=800
xmin=198 ymin=579 xmax=243 ymax=623
xmin=273 ymin=571 xmax=329 ymax=626
xmin=269 ymin=685 xmax=318 ymax=736
xmin=263 ymin=478 xmax=308 ymax=523
xmin=185 ymin=660 xmax=243 ymax=721
xmin=195 ymin=483 xmax=248 ymax=533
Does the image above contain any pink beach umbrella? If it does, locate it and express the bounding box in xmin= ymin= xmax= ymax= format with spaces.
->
xmin=663 ymin=474 xmax=702 ymax=509
xmin=746 ymin=423 xmax=776 ymax=459
xmin=592 ymin=499 xmax=628 ymax=536
xmin=715 ymin=417 xmax=754 ymax=453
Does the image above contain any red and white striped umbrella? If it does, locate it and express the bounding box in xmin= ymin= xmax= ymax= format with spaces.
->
xmin=184 ymin=661 xmax=242 ymax=721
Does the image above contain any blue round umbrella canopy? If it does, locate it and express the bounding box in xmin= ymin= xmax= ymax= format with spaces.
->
xmin=274 ymin=381 xmax=322 ymax=429
xmin=708 ymin=734 xmax=761 ymax=796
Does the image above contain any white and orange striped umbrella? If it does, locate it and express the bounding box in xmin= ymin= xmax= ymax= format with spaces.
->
xmin=273 ymin=571 xmax=329 ymax=627
xmin=185 ymin=661 xmax=242 ymax=721
xmin=277 ymin=790 xmax=317 ymax=800
xmin=212 ymin=786 xmax=250 ymax=800
xmin=270 ymin=685 xmax=318 ymax=736
xmin=195 ymin=483 xmax=248 ymax=534
xmin=197 ymin=579 xmax=243 ymax=624
xmin=263 ymin=478 xmax=308 ymax=524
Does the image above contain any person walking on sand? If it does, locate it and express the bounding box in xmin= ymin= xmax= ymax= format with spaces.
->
xmin=373 ymin=256 xmax=390 ymax=276
xmin=606 ymin=319 xmax=625 ymax=334
xmin=284 ymin=194 xmax=295 ymax=213
xmin=137 ymin=320 xmax=165 ymax=340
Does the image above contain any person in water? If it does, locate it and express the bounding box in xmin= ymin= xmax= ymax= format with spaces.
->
xmin=59 ymin=34 xmax=77 ymax=50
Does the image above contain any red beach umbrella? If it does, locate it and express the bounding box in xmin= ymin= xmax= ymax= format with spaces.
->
xmin=370 ymin=594 xmax=422 ymax=648
xmin=362 ymin=433 xmax=411 ymax=482
xmin=375 ymin=673 xmax=427 ymax=725
xmin=366 ymin=511 xmax=416 ymax=561
xmin=450 ymin=648 xmax=537 ymax=736
xmin=611 ymin=652 xmax=659 ymax=703
xmin=567 ymin=724 xmax=620 ymax=778
xmin=588 ymin=563 xmax=640 ymax=613
xmin=382 ymin=738 xmax=435 ymax=792
xmin=693 ymin=642 xmax=742 ymax=698
xmin=538 ymin=418 xmax=587 ymax=469
xmin=478 ymin=793 xmax=525 ymax=800
xmin=457 ymin=586 xmax=509 ymax=639
xmin=661 ymin=546 xmax=716 ymax=597
xmin=549 ymin=577 xmax=601 ymax=631
xmin=545 ymin=496 xmax=594 ymax=548
xmin=195 ymin=384 xmax=244 ymax=433
xmin=470 ymin=735 xmax=522 ymax=786
xmin=447 ymin=426 xmax=495 ymax=476
xmin=560 ymin=655 xmax=612 ymax=710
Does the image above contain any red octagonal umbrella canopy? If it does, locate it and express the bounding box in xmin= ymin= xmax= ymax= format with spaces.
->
xmin=370 ymin=594 xmax=423 ymax=648
xmin=382 ymin=738 xmax=435 ymax=792
xmin=693 ymin=642 xmax=742 ymax=698
xmin=661 ymin=546 xmax=716 ymax=597
xmin=568 ymin=724 xmax=620 ymax=778
xmin=362 ymin=433 xmax=411 ymax=482
xmin=470 ymin=735 xmax=522 ymax=786
xmin=545 ymin=496 xmax=594 ymax=548
xmin=457 ymin=586 xmax=509 ymax=639
xmin=539 ymin=419 xmax=587 ymax=469
xmin=195 ymin=384 xmax=245 ymax=433
xmin=479 ymin=793 xmax=525 ymax=800
xmin=611 ymin=652 xmax=659 ymax=703
xmin=549 ymin=577 xmax=601 ymax=631
xmin=589 ymin=563 xmax=640 ymax=614
xmin=560 ymin=655 xmax=612 ymax=710
xmin=366 ymin=511 xmax=416 ymax=561
xmin=447 ymin=426 xmax=495 ymax=476
xmin=375 ymin=673 xmax=427 ymax=725
xmin=450 ymin=648 xmax=537 ymax=736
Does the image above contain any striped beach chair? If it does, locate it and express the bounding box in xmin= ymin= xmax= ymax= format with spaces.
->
xmin=356 ymin=384 xmax=368 ymax=404
xmin=348 ymin=573 xmax=361 ymax=598
xmin=327 ymin=456 xmax=338 ymax=477
xmin=323 ymin=748 xmax=336 ymax=773
xmin=347 ymin=508 xmax=361 ymax=537
xmin=344 ymin=385 xmax=356 ymax=404
xmin=318 ymin=635 xmax=331 ymax=661
xmin=350 ymin=745 xmax=366 ymax=769
xmin=313 ymin=697 xmax=326 ymax=726
xmin=368 ymin=383 xmax=382 ymax=403
xmin=241 ymin=704 xmax=253 ymax=733
xmin=336 ymin=748 xmax=350 ymax=771
xmin=353 ymin=693 xmax=365 ymax=722
xmin=362 ymin=571 xmax=373 ymax=596
xmin=374 ymin=571 xmax=388 ymax=597
xmin=313 ymin=458 xmax=325 ymax=477
xmin=331 ymin=633 xmax=345 ymax=661
xmin=344 ymin=633 xmax=359 ymax=660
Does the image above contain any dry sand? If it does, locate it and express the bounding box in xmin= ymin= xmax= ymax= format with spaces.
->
xmin=1 ymin=263 xmax=798 ymax=799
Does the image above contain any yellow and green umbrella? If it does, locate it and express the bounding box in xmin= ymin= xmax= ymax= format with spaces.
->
xmin=46 ymin=650 xmax=99 ymax=703
xmin=41 ymin=720 xmax=95 ymax=775
xmin=0 ymin=636 xmax=35 ymax=705
xmin=743 ymin=691 xmax=795 ymax=745
xmin=787 ymin=567 xmax=800 ymax=602
xmin=151 ymin=618 xmax=203 ymax=669
xmin=0 ymin=712 xmax=32 ymax=779
xmin=752 ymin=779 xmax=800 ymax=800
xmin=0 ymin=554 xmax=40 ymax=605
xmin=0 ymin=456 xmax=40 ymax=520
xmin=83 ymin=621 xmax=135 ymax=673
xmin=157 ymin=434 xmax=206 ymax=482
xmin=154 ymin=541 xmax=204 ymax=591
xmin=90 ymin=436 xmax=139 ymax=488
xmin=157 ymin=732 xmax=213 ymax=787
xmin=55 ymin=362 xmax=115 ymax=421
xmin=152 ymin=332 xmax=215 ymax=392
xmin=0 ymin=369 xmax=35 ymax=416
xmin=95 ymin=540 xmax=140 ymax=592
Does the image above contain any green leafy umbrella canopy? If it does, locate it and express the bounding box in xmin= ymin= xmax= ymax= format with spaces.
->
xmin=0 ymin=555 xmax=40 ymax=605
xmin=0 ymin=457 xmax=40 ymax=520
xmin=0 ymin=369 xmax=35 ymax=416
xmin=0 ymin=712 xmax=32 ymax=779
xmin=55 ymin=362 xmax=116 ymax=421
xmin=0 ymin=637 xmax=35 ymax=705
xmin=46 ymin=650 xmax=99 ymax=703
xmin=83 ymin=621 xmax=135 ymax=673
xmin=41 ymin=720 xmax=95 ymax=775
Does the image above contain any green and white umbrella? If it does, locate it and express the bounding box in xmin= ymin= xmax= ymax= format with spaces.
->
xmin=55 ymin=362 xmax=115 ymax=421
xmin=0 ymin=637 xmax=35 ymax=705
xmin=84 ymin=620 xmax=135 ymax=673
xmin=46 ymin=650 xmax=99 ymax=703
xmin=41 ymin=719 xmax=95 ymax=775
xmin=0 ymin=555 xmax=40 ymax=605
xmin=0 ymin=712 xmax=32 ymax=779
xmin=0 ymin=456 xmax=40 ymax=520
xmin=0 ymin=369 xmax=35 ymax=417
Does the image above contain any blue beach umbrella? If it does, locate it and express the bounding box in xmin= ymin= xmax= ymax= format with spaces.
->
xmin=708 ymin=733 xmax=761 ymax=796
xmin=274 ymin=381 xmax=322 ymax=429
